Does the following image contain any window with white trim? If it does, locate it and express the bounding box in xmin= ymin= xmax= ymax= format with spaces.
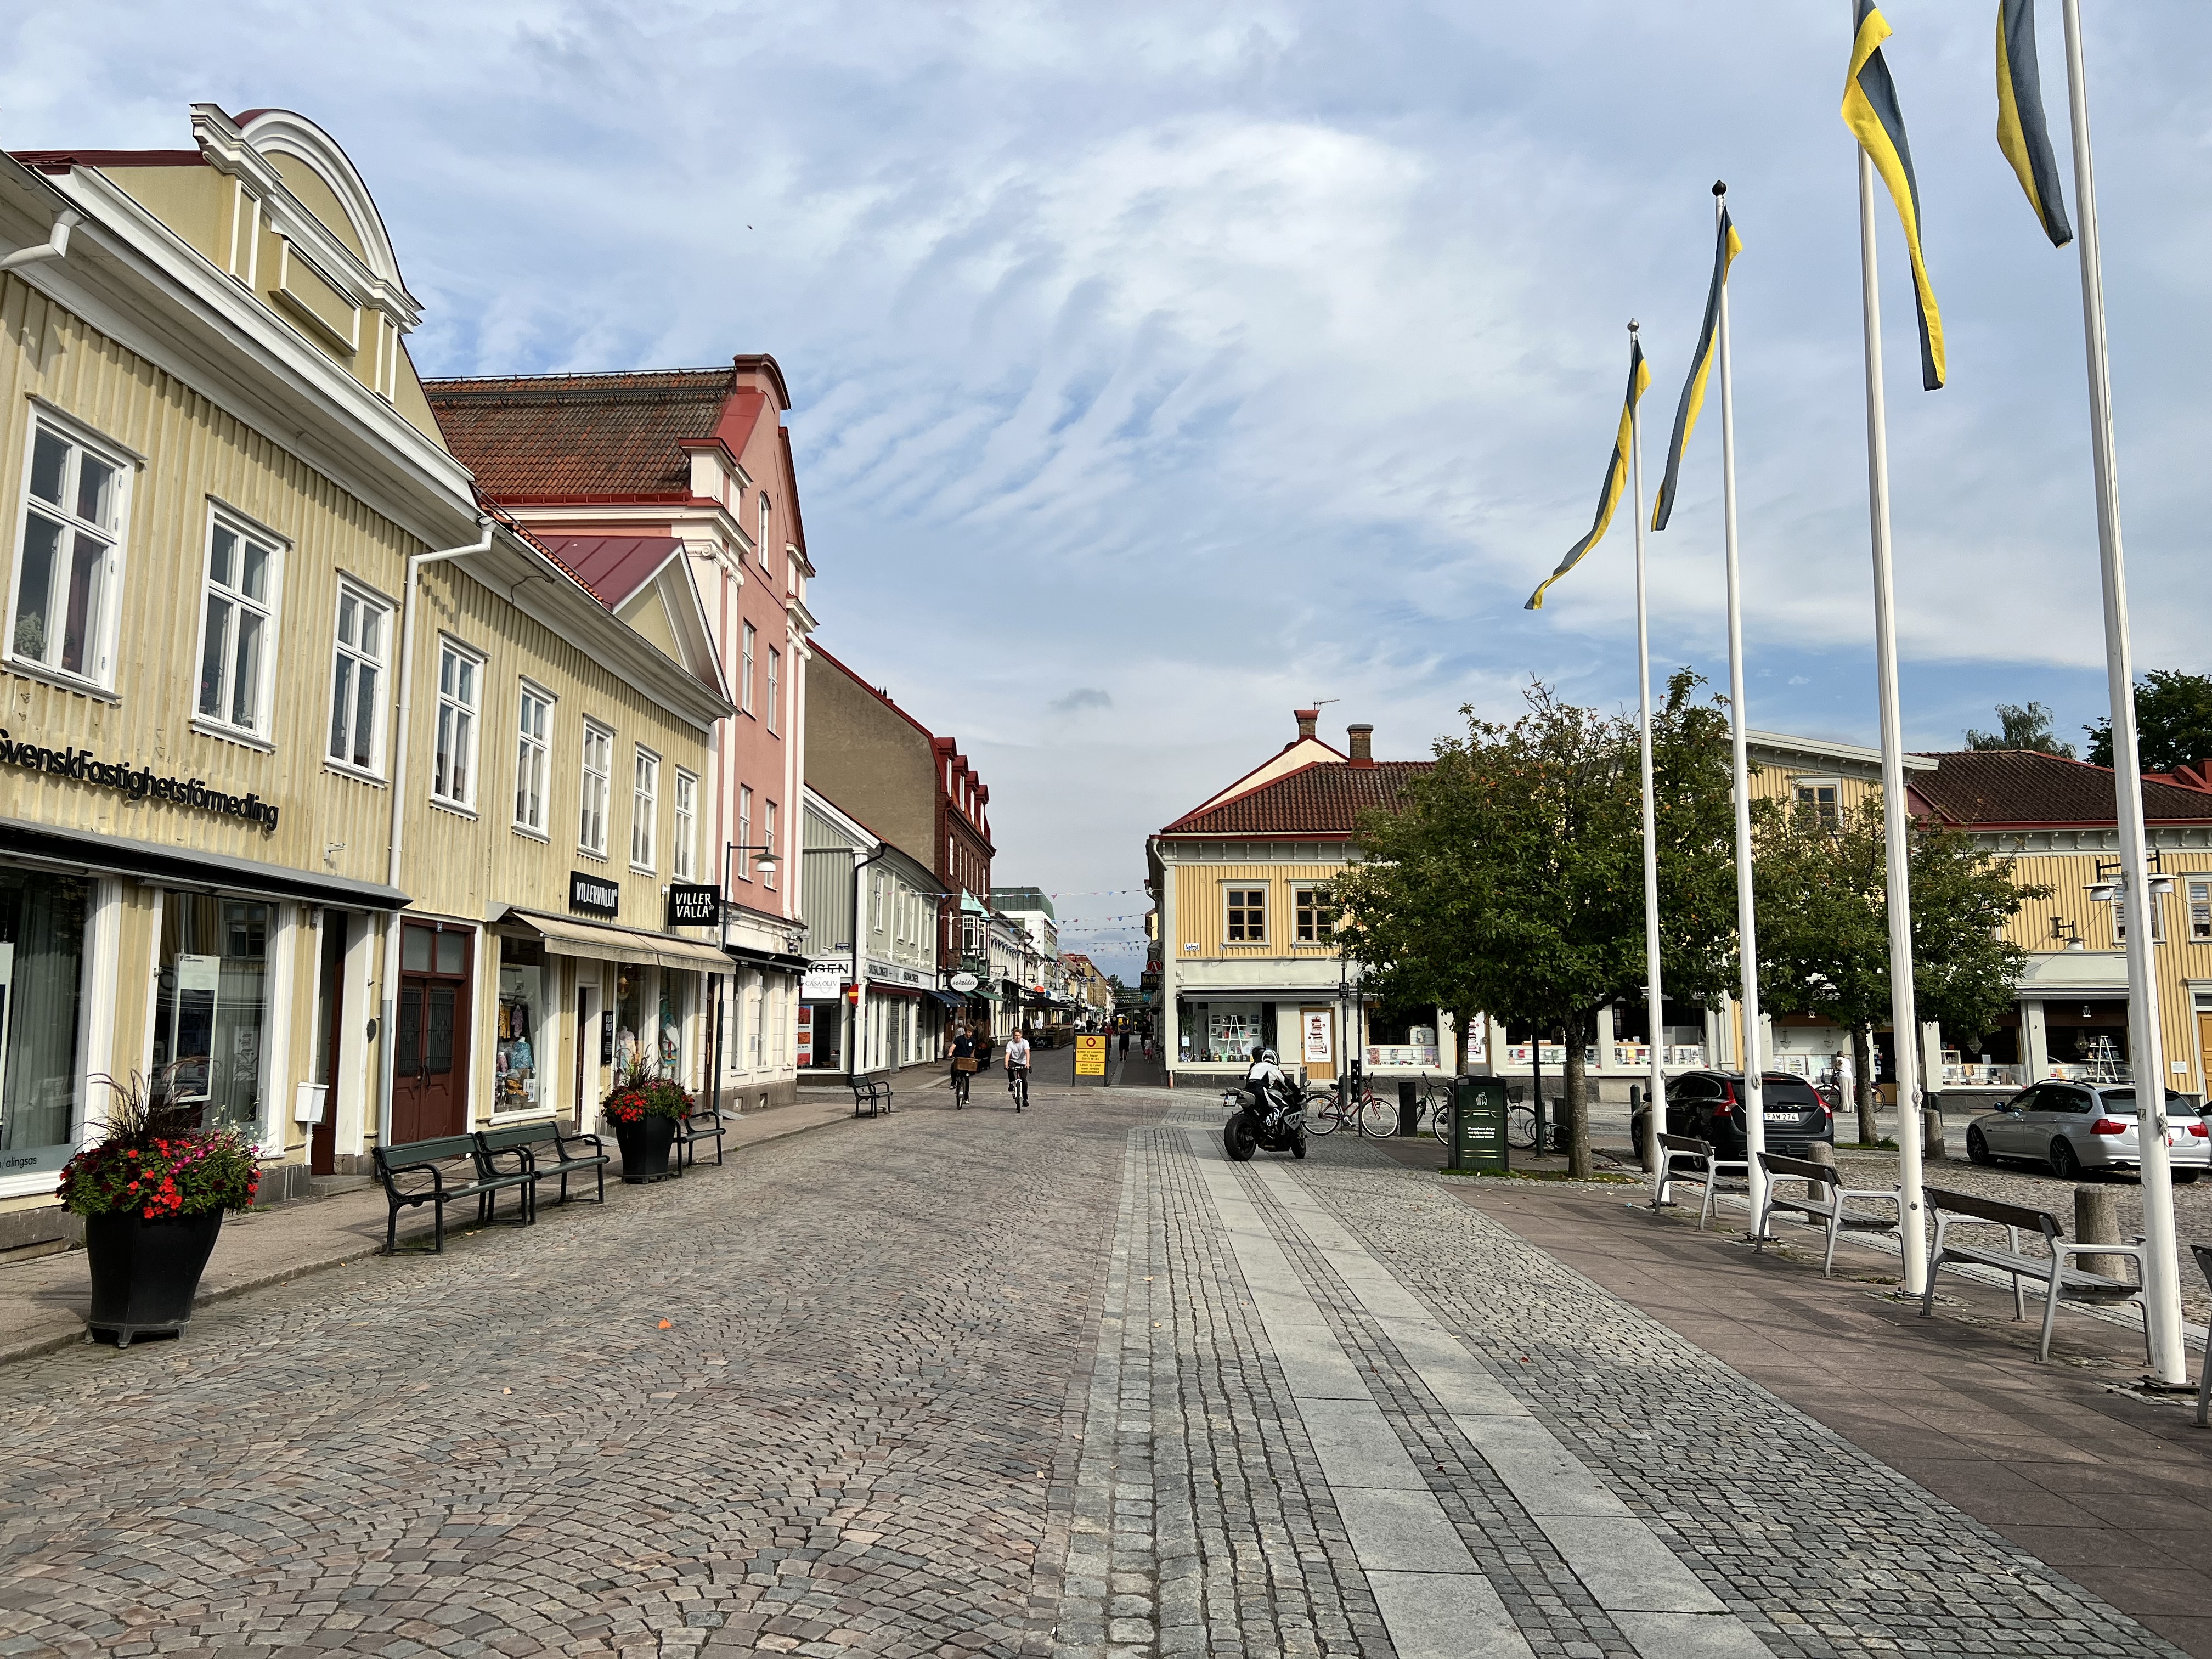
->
xmin=195 ymin=511 xmax=283 ymax=738
xmin=741 ymin=622 xmax=756 ymax=714
xmin=1225 ymin=885 xmax=1267 ymax=943
xmin=737 ymin=785 xmax=754 ymax=881
xmin=10 ymin=417 xmax=128 ymax=687
xmin=327 ymin=582 xmax=390 ymax=773
xmin=515 ymin=682 xmax=554 ymax=834
xmin=763 ymin=800 xmax=777 ymax=890
xmin=631 ymin=746 xmax=659 ymax=870
xmin=673 ymin=769 xmax=698 ymax=879
xmin=767 ymin=646 xmax=781 ymax=733
xmin=1294 ymin=884 xmax=1335 ymax=943
xmin=431 ymin=640 xmax=481 ymax=808
xmin=2113 ymin=893 xmax=2166 ymax=944
xmin=2191 ymin=879 xmax=2211 ymax=943
xmin=579 ymin=721 xmax=612 ymax=855
xmin=1794 ymin=777 xmax=1841 ymax=829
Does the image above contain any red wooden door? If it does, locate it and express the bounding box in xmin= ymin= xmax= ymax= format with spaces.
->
xmin=391 ymin=924 xmax=471 ymax=1143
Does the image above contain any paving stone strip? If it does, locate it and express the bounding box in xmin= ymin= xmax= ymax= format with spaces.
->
xmin=1278 ymin=1142 xmax=2190 ymax=1659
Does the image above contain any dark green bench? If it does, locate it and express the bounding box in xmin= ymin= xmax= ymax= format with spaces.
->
xmin=478 ymin=1120 xmax=610 ymax=1209
xmin=672 ymin=1109 xmax=729 ymax=1171
xmin=371 ymin=1134 xmax=535 ymax=1255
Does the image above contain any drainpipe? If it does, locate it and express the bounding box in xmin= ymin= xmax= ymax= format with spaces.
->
xmin=374 ymin=517 xmax=495 ymax=1147
xmin=0 ymin=211 xmax=80 ymax=274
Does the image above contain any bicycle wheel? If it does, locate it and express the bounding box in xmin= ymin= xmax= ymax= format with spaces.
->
xmin=1356 ymin=1094 xmax=1397 ymax=1138
xmin=1308 ymin=1097 xmax=1342 ymax=1136
xmin=1430 ymin=1099 xmax=1453 ymax=1147
xmin=1505 ymin=1105 xmax=1538 ymax=1150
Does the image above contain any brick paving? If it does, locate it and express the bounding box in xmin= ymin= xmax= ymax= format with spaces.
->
xmin=0 ymin=1079 xmax=2202 ymax=1656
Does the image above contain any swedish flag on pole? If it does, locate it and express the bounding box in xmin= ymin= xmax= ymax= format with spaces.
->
xmin=1526 ymin=338 xmax=1650 ymax=610
xmin=1996 ymin=0 xmax=2073 ymax=246
xmin=1649 ymin=207 xmax=1740 ymax=533
xmin=1843 ymin=0 xmax=1944 ymax=391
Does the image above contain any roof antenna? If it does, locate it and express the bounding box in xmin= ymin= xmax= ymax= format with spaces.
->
xmin=1312 ymin=698 xmax=1339 ymax=710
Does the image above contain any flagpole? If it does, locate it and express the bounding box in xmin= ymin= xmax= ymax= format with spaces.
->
xmin=2059 ymin=0 xmax=2186 ymax=1384
xmin=1713 ymin=182 xmax=1769 ymax=1234
xmin=1630 ymin=320 xmax=1668 ymax=1193
xmin=1855 ymin=139 xmax=1930 ymax=1297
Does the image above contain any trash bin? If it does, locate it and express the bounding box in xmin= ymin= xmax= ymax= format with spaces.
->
xmin=1450 ymin=1077 xmax=1510 ymax=1173
xmin=1398 ymin=1079 xmax=1419 ymax=1138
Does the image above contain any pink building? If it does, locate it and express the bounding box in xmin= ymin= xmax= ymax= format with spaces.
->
xmin=425 ymin=358 xmax=814 ymax=1111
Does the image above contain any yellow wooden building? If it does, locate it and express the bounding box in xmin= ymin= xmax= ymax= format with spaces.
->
xmin=0 ymin=108 xmax=732 ymax=1250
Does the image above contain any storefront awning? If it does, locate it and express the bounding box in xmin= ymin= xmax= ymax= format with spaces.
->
xmin=498 ymin=907 xmax=736 ymax=974
xmin=724 ymin=943 xmax=814 ymax=974
xmin=924 ymin=989 xmax=967 ymax=1009
xmin=2 ymin=815 xmax=409 ymax=911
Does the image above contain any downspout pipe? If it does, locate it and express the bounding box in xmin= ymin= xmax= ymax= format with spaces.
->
xmin=374 ymin=517 xmax=495 ymax=1147
xmin=0 ymin=210 xmax=80 ymax=274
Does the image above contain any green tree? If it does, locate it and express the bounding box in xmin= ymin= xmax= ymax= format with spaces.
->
xmin=1752 ymin=800 xmax=2045 ymax=1143
xmin=1332 ymin=673 xmax=1736 ymax=1177
xmin=2084 ymin=670 xmax=2212 ymax=772
xmin=1965 ymin=701 xmax=2074 ymax=758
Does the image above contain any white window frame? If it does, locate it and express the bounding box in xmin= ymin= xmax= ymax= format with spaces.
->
xmin=741 ymin=621 xmax=756 ymax=715
xmin=430 ymin=637 xmax=483 ymax=811
xmin=326 ymin=578 xmax=391 ymax=778
xmin=767 ymin=646 xmax=781 ymax=733
xmin=631 ymin=746 xmax=660 ymax=872
xmin=763 ymin=800 xmax=777 ymax=890
xmin=673 ymin=769 xmax=698 ymax=880
xmin=191 ymin=505 xmax=286 ymax=744
xmin=1225 ymin=884 xmax=1267 ymax=944
xmin=1294 ymin=884 xmax=1335 ymax=944
xmin=579 ymin=720 xmax=613 ymax=857
xmin=737 ymin=785 xmax=754 ymax=881
xmin=1793 ymin=776 xmax=1842 ymax=829
xmin=2191 ymin=879 xmax=2212 ymax=943
xmin=514 ymin=680 xmax=555 ymax=837
xmin=2113 ymin=893 xmax=2166 ymax=945
xmin=8 ymin=411 xmax=132 ymax=692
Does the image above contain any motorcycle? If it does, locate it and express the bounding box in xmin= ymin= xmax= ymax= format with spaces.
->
xmin=1222 ymin=1072 xmax=1310 ymax=1162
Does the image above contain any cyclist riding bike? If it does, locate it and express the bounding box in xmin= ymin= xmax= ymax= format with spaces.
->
xmin=949 ymin=1028 xmax=977 ymax=1106
xmin=1006 ymin=1030 xmax=1032 ymax=1113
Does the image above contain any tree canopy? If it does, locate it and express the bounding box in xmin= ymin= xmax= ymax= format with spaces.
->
xmin=2084 ymin=670 xmax=2212 ymax=772
xmin=1964 ymin=701 xmax=2074 ymax=758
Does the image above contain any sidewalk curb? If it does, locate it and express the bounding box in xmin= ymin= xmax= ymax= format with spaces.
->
xmin=0 ymin=1100 xmax=862 ymax=1373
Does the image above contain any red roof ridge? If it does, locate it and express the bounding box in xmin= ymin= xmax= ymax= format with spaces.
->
xmin=1161 ymin=755 xmax=1336 ymax=834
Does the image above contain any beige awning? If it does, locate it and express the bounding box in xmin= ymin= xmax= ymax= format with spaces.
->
xmin=499 ymin=907 xmax=733 ymax=974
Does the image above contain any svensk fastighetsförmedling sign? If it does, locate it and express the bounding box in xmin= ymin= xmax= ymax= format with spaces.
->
xmin=1 ymin=729 xmax=281 ymax=834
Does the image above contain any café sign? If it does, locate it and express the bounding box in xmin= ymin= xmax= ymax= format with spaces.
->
xmin=2 ymin=729 xmax=280 ymax=834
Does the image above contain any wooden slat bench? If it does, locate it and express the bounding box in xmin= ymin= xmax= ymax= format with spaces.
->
xmin=1753 ymin=1150 xmax=1902 ymax=1277
xmin=1922 ymin=1186 xmax=2149 ymax=1363
xmin=371 ymin=1134 xmax=535 ymax=1255
xmin=477 ymin=1120 xmax=609 ymax=1210
xmin=1654 ymin=1132 xmax=1748 ymax=1231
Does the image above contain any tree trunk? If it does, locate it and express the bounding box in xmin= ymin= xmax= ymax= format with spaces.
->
xmin=1564 ymin=1011 xmax=1593 ymax=1178
xmin=1452 ymin=1008 xmax=1477 ymax=1075
xmin=1852 ymin=1024 xmax=1878 ymax=1146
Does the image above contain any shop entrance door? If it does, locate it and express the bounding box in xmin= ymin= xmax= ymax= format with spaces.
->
xmin=574 ymin=985 xmax=599 ymax=1130
xmin=392 ymin=923 xmax=471 ymax=1143
xmin=2198 ymin=1012 xmax=2212 ymax=1099
xmin=311 ymin=916 xmax=348 ymax=1176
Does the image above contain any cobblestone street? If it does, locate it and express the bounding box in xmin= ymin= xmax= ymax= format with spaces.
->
xmin=0 ymin=1079 xmax=2205 ymax=1657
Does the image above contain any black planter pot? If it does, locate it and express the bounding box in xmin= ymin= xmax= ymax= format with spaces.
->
xmin=84 ymin=1209 xmax=225 ymax=1347
xmin=613 ymin=1114 xmax=678 ymax=1183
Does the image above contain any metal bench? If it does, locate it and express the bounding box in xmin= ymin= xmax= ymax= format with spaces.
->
xmin=2192 ymin=1242 xmax=2212 ymax=1429
xmin=1753 ymin=1150 xmax=1902 ymax=1277
xmin=1922 ymin=1186 xmax=2149 ymax=1364
xmin=477 ymin=1120 xmax=609 ymax=1210
xmin=673 ymin=1108 xmax=730 ymax=1170
xmin=371 ymin=1133 xmax=535 ymax=1255
xmin=1654 ymin=1132 xmax=1748 ymax=1231
xmin=851 ymin=1079 xmax=893 ymax=1119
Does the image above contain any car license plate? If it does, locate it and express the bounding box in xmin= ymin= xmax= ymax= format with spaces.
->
xmin=1763 ymin=1112 xmax=1798 ymax=1122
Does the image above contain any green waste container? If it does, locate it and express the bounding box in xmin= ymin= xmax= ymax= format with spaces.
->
xmin=1450 ymin=1077 xmax=1509 ymax=1173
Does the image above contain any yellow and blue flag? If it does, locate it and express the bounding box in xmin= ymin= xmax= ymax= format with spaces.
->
xmin=1843 ymin=0 xmax=1945 ymax=390
xmin=1650 ymin=206 xmax=1741 ymax=533
xmin=1996 ymin=0 xmax=2073 ymax=246
xmin=1527 ymin=336 xmax=1650 ymax=610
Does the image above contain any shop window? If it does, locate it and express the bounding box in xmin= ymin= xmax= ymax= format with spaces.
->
xmin=515 ymin=683 xmax=553 ymax=835
xmin=328 ymin=582 xmax=390 ymax=774
xmin=659 ymin=973 xmax=691 ymax=1079
xmin=152 ymin=893 xmax=272 ymax=1139
xmin=613 ymin=966 xmax=646 ymax=1076
xmin=673 ymin=770 xmax=698 ymax=880
xmin=432 ymin=640 xmax=482 ymax=809
xmin=631 ymin=747 xmax=659 ymax=871
xmin=1294 ymin=885 xmax=1335 ymax=943
xmin=10 ymin=417 xmax=128 ymax=687
xmin=196 ymin=510 xmax=283 ymax=738
xmin=0 ymin=867 xmax=91 ymax=1176
xmin=496 ymin=936 xmax=545 ymax=1113
xmin=1795 ymin=778 xmax=1841 ymax=828
xmin=741 ymin=622 xmax=756 ymax=714
xmin=579 ymin=721 xmax=612 ymax=856
xmin=737 ymin=786 xmax=754 ymax=881
xmin=1225 ymin=887 xmax=1267 ymax=944
xmin=1197 ymin=1001 xmax=1264 ymax=1063
xmin=767 ymin=647 xmax=781 ymax=733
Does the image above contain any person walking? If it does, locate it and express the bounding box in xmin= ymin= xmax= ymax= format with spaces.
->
xmin=1118 ymin=1027 xmax=1131 ymax=1058
xmin=949 ymin=1026 xmax=977 ymax=1107
xmin=1005 ymin=1029 xmax=1032 ymax=1113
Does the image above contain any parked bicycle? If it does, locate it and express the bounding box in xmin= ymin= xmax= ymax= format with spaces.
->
xmin=1306 ymin=1080 xmax=1396 ymax=1138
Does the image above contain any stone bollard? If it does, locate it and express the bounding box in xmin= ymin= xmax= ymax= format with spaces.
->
xmin=2074 ymin=1186 xmax=2124 ymax=1280
xmin=1805 ymin=1141 xmax=1838 ymax=1177
xmin=1921 ymin=1105 xmax=1947 ymax=1163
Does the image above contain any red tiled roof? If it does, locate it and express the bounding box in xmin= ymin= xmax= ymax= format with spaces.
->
xmin=422 ymin=369 xmax=736 ymax=501
xmin=1908 ymin=749 xmax=2212 ymax=828
xmin=1162 ymin=760 xmax=1428 ymax=837
xmin=533 ymin=535 xmax=682 ymax=610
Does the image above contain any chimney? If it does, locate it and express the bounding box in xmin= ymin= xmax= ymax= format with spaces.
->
xmin=1347 ymin=723 xmax=1375 ymax=766
xmin=1294 ymin=708 xmax=1318 ymax=742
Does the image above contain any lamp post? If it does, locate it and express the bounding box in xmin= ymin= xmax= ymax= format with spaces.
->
xmin=714 ymin=841 xmax=781 ymax=1118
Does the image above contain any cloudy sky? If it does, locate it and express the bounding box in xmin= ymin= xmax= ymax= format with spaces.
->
xmin=9 ymin=1 xmax=2210 ymax=977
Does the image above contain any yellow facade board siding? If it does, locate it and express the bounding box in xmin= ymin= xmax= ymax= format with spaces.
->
xmin=1172 ymin=863 xmax=1344 ymax=959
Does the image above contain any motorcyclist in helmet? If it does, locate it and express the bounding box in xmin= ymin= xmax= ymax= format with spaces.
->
xmin=1244 ymin=1047 xmax=1301 ymax=1127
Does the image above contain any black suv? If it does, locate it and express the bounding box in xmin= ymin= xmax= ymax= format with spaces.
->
xmin=1629 ymin=1069 xmax=1835 ymax=1159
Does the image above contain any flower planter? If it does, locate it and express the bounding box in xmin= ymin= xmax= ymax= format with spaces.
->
xmin=84 ymin=1209 xmax=225 ymax=1347
xmin=612 ymin=1114 xmax=678 ymax=1183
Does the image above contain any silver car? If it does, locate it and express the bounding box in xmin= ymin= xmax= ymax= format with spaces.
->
xmin=1966 ymin=1081 xmax=2210 ymax=1182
